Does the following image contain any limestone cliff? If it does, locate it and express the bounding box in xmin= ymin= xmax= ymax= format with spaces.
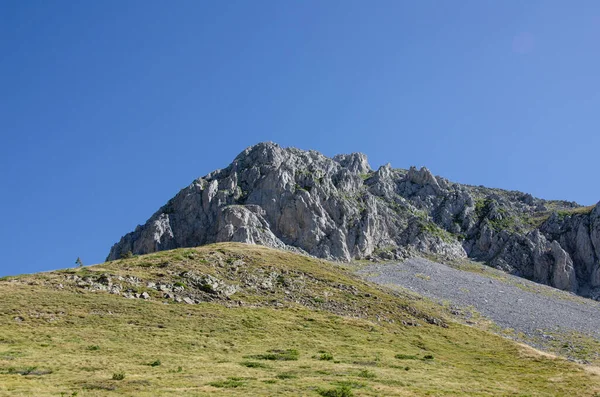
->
xmin=107 ymin=142 xmax=600 ymax=300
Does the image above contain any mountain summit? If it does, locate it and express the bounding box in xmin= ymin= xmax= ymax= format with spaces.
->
xmin=108 ymin=142 xmax=600 ymax=299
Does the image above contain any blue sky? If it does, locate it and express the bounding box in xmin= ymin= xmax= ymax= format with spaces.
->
xmin=1 ymin=1 xmax=599 ymax=276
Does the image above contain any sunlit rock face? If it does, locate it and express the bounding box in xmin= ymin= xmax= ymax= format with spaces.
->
xmin=108 ymin=142 xmax=599 ymax=299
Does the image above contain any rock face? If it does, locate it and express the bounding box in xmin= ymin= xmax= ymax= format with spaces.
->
xmin=108 ymin=142 xmax=600 ymax=300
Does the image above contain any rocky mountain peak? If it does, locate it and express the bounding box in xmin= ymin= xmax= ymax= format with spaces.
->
xmin=407 ymin=166 xmax=443 ymax=193
xmin=108 ymin=143 xmax=600 ymax=300
xmin=333 ymin=152 xmax=371 ymax=174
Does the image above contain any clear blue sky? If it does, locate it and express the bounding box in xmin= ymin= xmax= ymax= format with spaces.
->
xmin=1 ymin=1 xmax=599 ymax=276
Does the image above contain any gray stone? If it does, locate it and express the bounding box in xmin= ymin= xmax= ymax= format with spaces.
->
xmin=107 ymin=142 xmax=600 ymax=299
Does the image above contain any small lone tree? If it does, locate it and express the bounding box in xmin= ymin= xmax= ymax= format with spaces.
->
xmin=75 ymin=257 xmax=83 ymax=267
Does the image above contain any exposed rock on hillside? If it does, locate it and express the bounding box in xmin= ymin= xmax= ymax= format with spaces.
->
xmin=108 ymin=142 xmax=600 ymax=299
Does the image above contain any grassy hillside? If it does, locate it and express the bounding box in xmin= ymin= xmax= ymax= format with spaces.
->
xmin=0 ymin=243 xmax=598 ymax=396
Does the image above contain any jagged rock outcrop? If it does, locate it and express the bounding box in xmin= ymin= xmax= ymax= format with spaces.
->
xmin=108 ymin=142 xmax=600 ymax=300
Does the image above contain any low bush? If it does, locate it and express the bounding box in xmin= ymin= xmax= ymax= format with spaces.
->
xmin=240 ymin=361 xmax=268 ymax=368
xmin=275 ymin=372 xmax=297 ymax=379
xmin=357 ymin=369 xmax=375 ymax=378
xmin=209 ymin=378 xmax=244 ymax=388
xmin=317 ymin=385 xmax=353 ymax=397
xmin=395 ymin=353 xmax=418 ymax=360
xmin=247 ymin=349 xmax=299 ymax=361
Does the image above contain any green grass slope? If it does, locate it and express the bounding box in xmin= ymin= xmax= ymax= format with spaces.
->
xmin=0 ymin=243 xmax=598 ymax=396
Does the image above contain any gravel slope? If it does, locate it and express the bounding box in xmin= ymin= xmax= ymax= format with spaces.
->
xmin=357 ymin=258 xmax=600 ymax=342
